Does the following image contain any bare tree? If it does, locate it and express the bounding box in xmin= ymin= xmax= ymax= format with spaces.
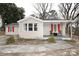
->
xmin=59 ymin=3 xmax=79 ymax=35
xmin=48 ymin=10 xmax=58 ymax=20
xmin=33 ymin=3 xmax=58 ymax=20
xmin=59 ymin=3 xmax=79 ymax=20
xmin=74 ymin=17 xmax=79 ymax=35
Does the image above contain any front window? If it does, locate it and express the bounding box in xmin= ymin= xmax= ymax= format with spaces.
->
xmin=28 ymin=23 xmax=33 ymax=31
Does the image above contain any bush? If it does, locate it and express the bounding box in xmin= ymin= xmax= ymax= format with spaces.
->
xmin=6 ymin=36 xmax=16 ymax=44
xmin=48 ymin=36 xmax=56 ymax=43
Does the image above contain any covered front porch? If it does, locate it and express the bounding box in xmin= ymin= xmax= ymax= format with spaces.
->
xmin=42 ymin=20 xmax=73 ymax=40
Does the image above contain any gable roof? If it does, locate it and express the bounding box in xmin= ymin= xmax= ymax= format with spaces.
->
xmin=17 ymin=16 xmax=43 ymax=23
xmin=17 ymin=16 xmax=74 ymax=23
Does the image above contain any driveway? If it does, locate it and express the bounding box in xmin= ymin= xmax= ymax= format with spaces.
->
xmin=0 ymin=40 xmax=73 ymax=53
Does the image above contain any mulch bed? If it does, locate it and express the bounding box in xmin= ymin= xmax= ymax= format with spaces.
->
xmin=11 ymin=39 xmax=50 ymax=45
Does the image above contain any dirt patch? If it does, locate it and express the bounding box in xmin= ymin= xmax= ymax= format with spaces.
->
xmin=10 ymin=39 xmax=51 ymax=45
xmin=0 ymin=31 xmax=5 ymax=36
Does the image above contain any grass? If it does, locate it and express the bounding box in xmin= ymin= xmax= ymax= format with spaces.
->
xmin=64 ymin=40 xmax=76 ymax=44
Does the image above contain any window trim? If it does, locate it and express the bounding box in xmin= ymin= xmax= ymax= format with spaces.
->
xmin=25 ymin=23 xmax=38 ymax=31
xmin=34 ymin=23 xmax=37 ymax=31
xmin=25 ymin=24 xmax=27 ymax=31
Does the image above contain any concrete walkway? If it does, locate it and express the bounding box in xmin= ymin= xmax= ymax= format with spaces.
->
xmin=0 ymin=40 xmax=73 ymax=53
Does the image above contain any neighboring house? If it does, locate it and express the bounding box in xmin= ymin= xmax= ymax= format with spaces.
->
xmin=5 ymin=23 xmax=19 ymax=35
xmin=5 ymin=16 xmax=74 ymax=40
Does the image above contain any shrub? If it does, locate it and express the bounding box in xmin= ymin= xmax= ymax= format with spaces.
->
xmin=6 ymin=36 xmax=16 ymax=44
xmin=48 ymin=36 xmax=56 ymax=43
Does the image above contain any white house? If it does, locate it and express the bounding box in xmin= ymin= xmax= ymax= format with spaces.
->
xmin=5 ymin=16 xmax=74 ymax=40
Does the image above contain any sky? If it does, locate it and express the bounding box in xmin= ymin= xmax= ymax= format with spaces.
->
xmin=0 ymin=0 xmax=79 ymax=17
xmin=15 ymin=3 xmax=59 ymax=16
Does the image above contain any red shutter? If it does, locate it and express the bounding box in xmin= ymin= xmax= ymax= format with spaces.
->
xmin=58 ymin=23 xmax=60 ymax=33
xmin=12 ymin=23 xmax=14 ymax=32
xmin=8 ymin=25 xmax=10 ymax=32
xmin=51 ymin=24 xmax=54 ymax=32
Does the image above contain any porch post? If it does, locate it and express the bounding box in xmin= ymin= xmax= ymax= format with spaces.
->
xmin=70 ymin=23 xmax=72 ymax=39
xmin=62 ymin=23 xmax=66 ymax=36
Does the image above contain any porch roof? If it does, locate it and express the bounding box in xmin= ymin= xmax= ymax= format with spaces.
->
xmin=17 ymin=16 xmax=74 ymax=23
xmin=42 ymin=20 xmax=74 ymax=23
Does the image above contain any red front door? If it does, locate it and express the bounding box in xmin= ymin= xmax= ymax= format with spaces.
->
xmin=51 ymin=23 xmax=61 ymax=33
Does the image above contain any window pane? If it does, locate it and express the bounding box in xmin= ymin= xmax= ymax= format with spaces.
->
xmin=29 ymin=23 xmax=33 ymax=31
xmin=34 ymin=23 xmax=37 ymax=31
xmin=25 ymin=24 xmax=27 ymax=31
